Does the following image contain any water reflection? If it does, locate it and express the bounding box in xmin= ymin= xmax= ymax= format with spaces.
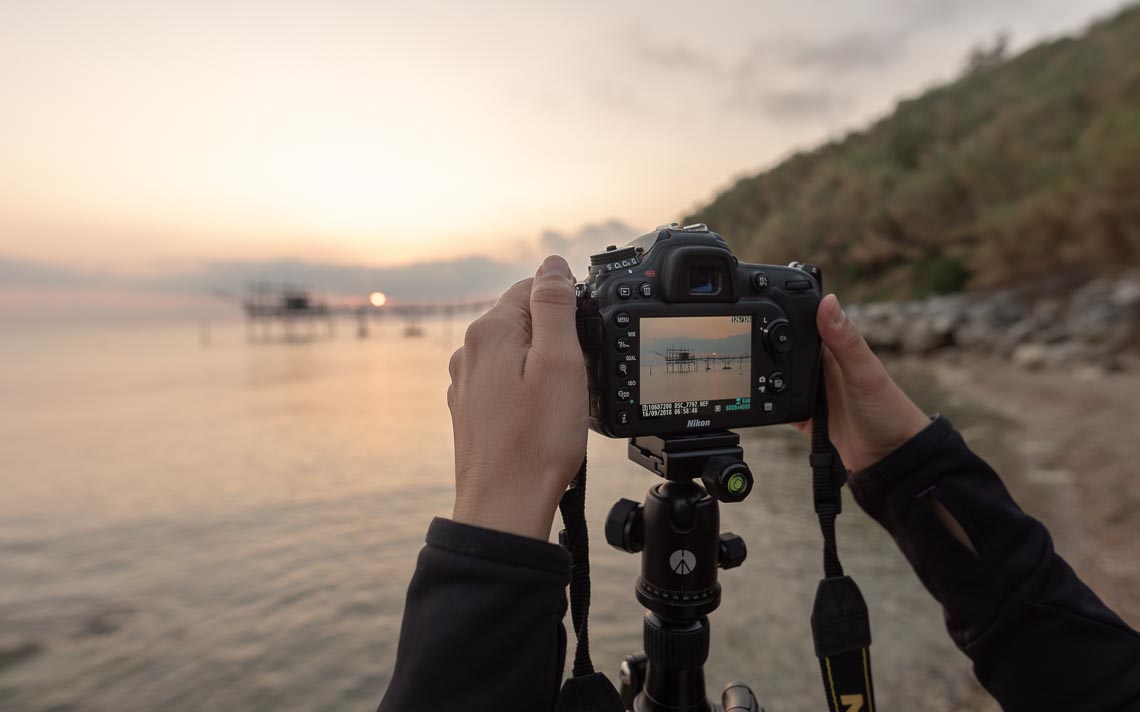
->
xmin=0 ymin=322 xmax=1007 ymax=710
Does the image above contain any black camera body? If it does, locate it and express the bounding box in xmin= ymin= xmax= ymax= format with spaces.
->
xmin=576 ymin=223 xmax=823 ymax=438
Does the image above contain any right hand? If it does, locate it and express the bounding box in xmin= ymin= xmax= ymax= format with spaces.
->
xmin=795 ymin=294 xmax=931 ymax=474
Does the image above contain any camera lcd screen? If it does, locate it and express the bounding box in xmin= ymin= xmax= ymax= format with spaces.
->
xmin=639 ymin=315 xmax=752 ymax=419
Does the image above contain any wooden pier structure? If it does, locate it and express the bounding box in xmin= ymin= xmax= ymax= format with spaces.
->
xmin=213 ymin=284 xmax=495 ymax=342
xmin=655 ymin=346 xmax=749 ymax=373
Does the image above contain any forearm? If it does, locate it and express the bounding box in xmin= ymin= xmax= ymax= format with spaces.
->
xmin=379 ymin=518 xmax=570 ymax=711
xmin=851 ymin=417 xmax=1140 ymax=711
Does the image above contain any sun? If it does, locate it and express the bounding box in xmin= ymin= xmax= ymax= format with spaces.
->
xmin=369 ymin=292 xmax=388 ymax=307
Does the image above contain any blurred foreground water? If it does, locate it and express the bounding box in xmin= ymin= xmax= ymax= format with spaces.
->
xmin=0 ymin=320 xmax=1016 ymax=710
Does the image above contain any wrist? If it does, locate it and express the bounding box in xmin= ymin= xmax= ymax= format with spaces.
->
xmin=452 ymin=488 xmax=559 ymax=541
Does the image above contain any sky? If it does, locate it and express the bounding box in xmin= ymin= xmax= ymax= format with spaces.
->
xmin=0 ymin=0 xmax=1130 ymax=318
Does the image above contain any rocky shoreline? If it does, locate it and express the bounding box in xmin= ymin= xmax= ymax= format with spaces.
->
xmin=846 ymin=269 xmax=1140 ymax=371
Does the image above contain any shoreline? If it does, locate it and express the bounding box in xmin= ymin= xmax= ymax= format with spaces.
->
xmin=885 ymin=355 xmax=1140 ymax=709
xmin=896 ymin=354 xmax=1140 ymax=625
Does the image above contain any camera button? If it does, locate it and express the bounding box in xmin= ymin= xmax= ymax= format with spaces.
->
xmin=639 ymin=282 xmax=653 ymax=298
xmin=785 ymin=279 xmax=812 ymax=292
xmin=616 ymin=362 xmax=631 ymax=377
xmin=614 ymin=311 xmax=631 ymax=328
xmin=769 ymin=372 xmax=787 ymax=393
xmin=751 ymin=273 xmax=770 ymax=291
xmin=616 ymin=410 xmax=632 ymax=426
xmin=765 ymin=320 xmax=795 ymax=354
xmin=615 ymin=337 xmax=632 ymax=353
xmin=616 ymin=386 xmax=632 ymax=401
xmin=617 ymin=285 xmax=633 ymax=299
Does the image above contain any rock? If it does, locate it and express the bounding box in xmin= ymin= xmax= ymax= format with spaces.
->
xmin=995 ymin=320 xmax=1038 ymax=358
xmin=1011 ymin=343 xmax=1049 ymax=370
xmin=847 ymin=302 xmax=904 ymax=351
xmin=1042 ymin=342 xmax=1084 ymax=366
xmin=1110 ymin=272 xmax=1140 ymax=309
xmin=902 ymin=304 xmax=957 ymax=354
xmin=956 ymin=293 xmax=1029 ymax=352
xmin=926 ymin=294 xmax=969 ymax=337
xmin=838 ymin=272 xmax=1138 ymax=369
xmin=0 ymin=639 xmax=42 ymax=672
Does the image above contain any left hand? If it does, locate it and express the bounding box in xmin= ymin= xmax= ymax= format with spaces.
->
xmin=447 ymin=255 xmax=588 ymax=540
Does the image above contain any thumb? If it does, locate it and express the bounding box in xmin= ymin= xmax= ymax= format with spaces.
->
xmin=529 ymin=255 xmax=578 ymax=357
xmin=817 ymin=294 xmax=887 ymax=395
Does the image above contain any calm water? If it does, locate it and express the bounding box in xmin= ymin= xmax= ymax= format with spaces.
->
xmin=0 ymin=320 xmax=1000 ymax=711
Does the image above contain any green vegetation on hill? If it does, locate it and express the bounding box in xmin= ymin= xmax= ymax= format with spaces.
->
xmin=685 ymin=6 xmax=1140 ymax=300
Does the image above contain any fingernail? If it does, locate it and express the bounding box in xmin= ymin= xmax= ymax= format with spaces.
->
xmin=541 ymin=255 xmax=572 ymax=281
xmin=830 ymin=296 xmax=846 ymax=329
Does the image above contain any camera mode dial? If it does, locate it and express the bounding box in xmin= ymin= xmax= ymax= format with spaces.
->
xmin=591 ymin=244 xmax=641 ymax=270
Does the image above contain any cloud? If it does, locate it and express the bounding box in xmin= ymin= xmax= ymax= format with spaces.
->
xmin=535 ymin=219 xmax=641 ymax=275
xmin=777 ymin=32 xmax=905 ymax=71
xmin=0 ymin=258 xmax=111 ymax=288
xmin=0 ymin=220 xmax=643 ymax=319
xmin=614 ymin=26 xmax=900 ymax=122
xmin=626 ymin=26 xmax=721 ymax=74
xmin=725 ymin=84 xmax=852 ymax=120
xmin=179 ymin=256 xmax=521 ymax=302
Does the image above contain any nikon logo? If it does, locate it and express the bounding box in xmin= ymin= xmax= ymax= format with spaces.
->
xmin=686 ymin=419 xmax=711 ymax=428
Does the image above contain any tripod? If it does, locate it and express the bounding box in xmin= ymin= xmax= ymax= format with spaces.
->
xmin=604 ymin=431 xmax=763 ymax=712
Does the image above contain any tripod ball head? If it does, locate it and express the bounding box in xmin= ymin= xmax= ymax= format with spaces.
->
xmin=701 ymin=455 xmax=754 ymax=503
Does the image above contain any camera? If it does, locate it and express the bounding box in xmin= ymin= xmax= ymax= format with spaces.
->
xmin=575 ymin=223 xmax=823 ymax=437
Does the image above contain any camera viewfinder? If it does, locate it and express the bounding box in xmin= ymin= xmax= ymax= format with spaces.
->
xmin=687 ymin=267 xmax=722 ymax=296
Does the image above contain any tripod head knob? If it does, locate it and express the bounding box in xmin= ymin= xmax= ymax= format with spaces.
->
xmin=718 ymin=532 xmax=748 ymax=570
xmin=605 ymin=498 xmax=644 ymax=553
xmin=701 ymin=456 xmax=754 ymax=503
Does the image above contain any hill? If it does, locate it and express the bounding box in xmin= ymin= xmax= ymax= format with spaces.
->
xmin=685 ymin=6 xmax=1140 ymax=300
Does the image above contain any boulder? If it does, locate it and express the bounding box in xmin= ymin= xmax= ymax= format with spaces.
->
xmin=1011 ymin=343 xmax=1049 ymax=370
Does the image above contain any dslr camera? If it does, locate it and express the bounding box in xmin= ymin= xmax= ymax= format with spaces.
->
xmin=576 ymin=223 xmax=823 ymax=437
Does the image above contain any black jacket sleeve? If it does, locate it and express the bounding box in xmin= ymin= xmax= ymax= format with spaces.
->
xmin=378 ymin=517 xmax=570 ymax=712
xmin=851 ymin=416 xmax=1140 ymax=711
xmin=380 ymin=419 xmax=1140 ymax=711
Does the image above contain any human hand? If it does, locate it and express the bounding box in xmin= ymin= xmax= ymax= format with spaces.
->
xmin=447 ymin=255 xmax=588 ymax=540
xmin=795 ymin=294 xmax=931 ymax=474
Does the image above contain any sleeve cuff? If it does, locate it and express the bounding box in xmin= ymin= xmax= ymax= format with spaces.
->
xmin=848 ymin=415 xmax=955 ymax=500
xmin=426 ymin=517 xmax=571 ymax=578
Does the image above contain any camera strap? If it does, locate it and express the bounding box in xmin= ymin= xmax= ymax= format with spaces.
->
xmin=556 ymin=456 xmax=625 ymax=712
xmin=809 ymin=372 xmax=876 ymax=712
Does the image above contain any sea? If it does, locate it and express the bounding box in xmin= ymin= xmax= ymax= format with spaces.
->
xmin=0 ymin=318 xmax=998 ymax=711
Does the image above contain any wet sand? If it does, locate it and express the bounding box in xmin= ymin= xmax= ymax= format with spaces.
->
xmin=913 ymin=356 xmax=1140 ymax=627
xmin=890 ymin=356 xmax=1140 ymax=709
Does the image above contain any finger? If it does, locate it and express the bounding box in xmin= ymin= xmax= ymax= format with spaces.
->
xmin=528 ymin=255 xmax=578 ymax=357
xmin=465 ymin=280 xmax=533 ymax=350
xmin=483 ymin=278 xmax=536 ymax=332
xmin=794 ymin=348 xmax=845 ymax=437
xmin=817 ymin=294 xmax=887 ymax=396
xmin=449 ymin=347 xmax=464 ymax=381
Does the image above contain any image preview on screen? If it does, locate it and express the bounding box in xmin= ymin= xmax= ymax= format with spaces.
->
xmin=639 ymin=316 xmax=752 ymax=411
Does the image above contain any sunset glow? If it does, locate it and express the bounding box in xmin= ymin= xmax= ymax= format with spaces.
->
xmin=369 ymin=292 xmax=388 ymax=308
xmin=0 ymin=0 xmax=1124 ymax=314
